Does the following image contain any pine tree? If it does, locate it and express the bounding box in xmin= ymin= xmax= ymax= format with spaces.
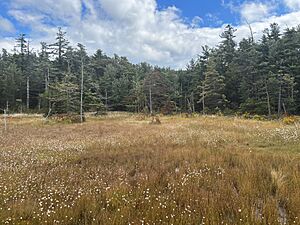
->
xmin=49 ymin=27 xmax=70 ymax=80
xmin=218 ymin=25 xmax=238 ymax=109
xmin=144 ymin=70 xmax=171 ymax=114
xmin=38 ymin=42 xmax=51 ymax=111
xmin=47 ymin=72 xmax=80 ymax=114
xmin=200 ymin=57 xmax=227 ymax=113
xmin=1 ymin=23 xmax=300 ymax=117
xmin=15 ymin=34 xmax=28 ymax=110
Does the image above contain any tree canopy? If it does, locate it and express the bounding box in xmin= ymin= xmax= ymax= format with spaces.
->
xmin=1 ymin=24 xmax=300 ymax=116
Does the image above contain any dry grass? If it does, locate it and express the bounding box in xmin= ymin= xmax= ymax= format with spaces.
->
xmin=0 ymin=114 xmax=299 ymax=225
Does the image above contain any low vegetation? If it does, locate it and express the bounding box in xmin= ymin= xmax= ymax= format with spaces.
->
xmin=0 ymin=113 xmax=299 ymax=224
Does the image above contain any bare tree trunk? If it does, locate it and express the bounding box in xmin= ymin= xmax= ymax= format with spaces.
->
xmin=149 ymin=86 xmax=153 ymax=115
xmin=184 ymin=94 xmax=187 ymax=112
xmin=202 ymin=86 xmax=205 ymax=115
xmin=3 ymin=109 xmax=7 ymax=132
xmin=45 ymin=71 xmax=47 ymax=92
xmin=265 ymin=83 xmax=271 ymax=118
xmin=45 ymin=68 xmax=49 ymax=92
xmin=187 ymin=98 xmax=192 ymax=114
xmin=80 ymin=59 xmax=84 ymax=123
xmin=191 ymin=92 xmax=195 ymax=113
xmin=246 ymin=19 xmax=254 ymax=43
xmin=67 ymin=60 xmax=71 ymax=73
xmin=180 ymin=82 xmax=183 ymax=113
xmin=26 ymin=40 xmax=31 ymax=111
xmin=47 ymin=67 xmax=50 ymax=113
xmin=27 ymin=76 xmax=30 ymax=110
xmin=45 ymin=107 xmax=52 ymax=120
xmin=105 ymin=89 xmax=108 ymax=111
xmin=278 ymin=83 xmax=282 ymax=117
xmin=292 ymin=84 xmax=294 ymax=101
xmin=38 ymin=98 xmax=41 ymax=111
xmin=67 ymin=90 xmax=70 ymax=113
xmin=282 ymin=102 xmax=287 ymax=115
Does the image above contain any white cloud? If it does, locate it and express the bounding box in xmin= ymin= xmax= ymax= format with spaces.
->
xmin=284 ymin=0 xmax=300 ymax=11
xmin=0 ymin=38 xmax=16 ymax=51
xmin=100 ymin=0 xmax=157 ymax=24
xmin=0 ymin=16 xmax=15 ymax=33
xmin=191 ymin=16 xmax=203 ymax=28
xmin=240 ymin=2 xmax=273 ymax=23
xmin=237 ymin=10 xmax=300 ymax=40
xmin=1 ymin=0 xmax=300 ymax=68
xmin=10 ymin=0 xmax=82 ymax=23
xmin=206 ymin=13 xmax=223 ymax=25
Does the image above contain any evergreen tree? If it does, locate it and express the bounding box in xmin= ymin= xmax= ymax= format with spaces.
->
xmin=200 ymin=57 xmax=227 ymax=113
xmin=47 ymin=71 xmax=80 ymax=114
xmin=1 ymin=23 xmax=300 ymax=116
xmin=217 ymin=25 xmax=238 ymax=109
xmin=49 ymin=27 xmax=70 ymax=80
xmin=144 ymin=70 xmax=171 ymax=114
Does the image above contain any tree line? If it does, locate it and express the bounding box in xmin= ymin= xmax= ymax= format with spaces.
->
xmin=1 ymin=23 xmax=300 ymax=117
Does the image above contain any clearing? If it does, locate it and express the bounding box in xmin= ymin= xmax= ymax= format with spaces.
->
xmin=0 ymin=113 xmax=299 ymax=224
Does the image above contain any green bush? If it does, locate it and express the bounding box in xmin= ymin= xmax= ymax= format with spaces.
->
xmin=282 ymin=116 xmax=297 ymax=125
xmin=253 ymin=114 xmax=266 ymax=121
xmin=242 ymin=112 xmax=251 ymax=119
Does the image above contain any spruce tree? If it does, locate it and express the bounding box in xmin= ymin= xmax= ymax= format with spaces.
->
xmin=201 ymin=57 xmax=227 ymax=113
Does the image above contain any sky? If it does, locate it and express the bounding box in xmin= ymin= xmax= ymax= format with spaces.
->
xmin=0 ymin=0 xmax=300 ymax=68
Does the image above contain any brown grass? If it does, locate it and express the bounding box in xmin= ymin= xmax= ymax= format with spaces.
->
xmin=0 ymin=113 xmax=299 ymax=224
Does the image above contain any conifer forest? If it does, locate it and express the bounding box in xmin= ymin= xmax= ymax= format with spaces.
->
xmin=1 ymin=23 xmax=300 ymax=117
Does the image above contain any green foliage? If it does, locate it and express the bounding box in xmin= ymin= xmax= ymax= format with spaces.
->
xmin=253 ymin=114 xmax=266 ymax=121
xmin=242 ymin=112 xmax=251 ymax=119
xmin=47 ymin=72 xmax=80 ymax=114
xmin=240 ymin=99 xmax=269 ymax=115
xmin=144 ymin=70 xmax=172 ymax=114
xmin=2 ymin=24 xmax=300 ymax=116
xmin=282 ymin=116 xmax=298 ymax=125
xmin=200 ymin=57 xmax=227 ymax=113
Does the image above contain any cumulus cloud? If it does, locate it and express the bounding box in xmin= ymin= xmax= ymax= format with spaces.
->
xmin=237 ymin=10 xmax=300 ymax=40
xmin=240 ymin=2 xmax=274 ymax=23
xmin=284 ymin=0 xmax=300 ymax=11
xmin=191 ymin=16 xmax=203 ymax=28
xmin=1 ymin=0 xmax=300 ymax=68
xmin=10 ymin=0 xmax=82 ymax=23
xmin=0 ymin=16 xmax=15 ymax=33
xmin=0 ymin=38 xmax=16 ymax=51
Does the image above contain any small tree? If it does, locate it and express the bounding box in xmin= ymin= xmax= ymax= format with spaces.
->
xmin=200 ymin=57 xmax=227 ymax=113
xmin=46 ymin=72 xmax=80 ymax=114
xmin=143 ymin=70 xmax=171 ymax=114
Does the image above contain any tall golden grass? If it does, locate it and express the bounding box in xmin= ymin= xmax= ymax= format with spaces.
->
xmin=0 ymin=114 xmax=299 ymax=224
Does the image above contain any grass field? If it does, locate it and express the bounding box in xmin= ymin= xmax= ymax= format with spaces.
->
xmin=0 ymin=113 xmax=299 ymax=225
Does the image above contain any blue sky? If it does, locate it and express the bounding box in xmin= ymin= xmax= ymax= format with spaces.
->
xmin=157 ymin=0 xmax=295 ymax=26
xmin=0 ymin=0 xmax=300 ymax=68
xmin=157 ymin=0 xmax=236 ymax=27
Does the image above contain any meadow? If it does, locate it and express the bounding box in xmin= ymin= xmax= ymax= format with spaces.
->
xmin=0 ymin=113 xmax=299 ymax=225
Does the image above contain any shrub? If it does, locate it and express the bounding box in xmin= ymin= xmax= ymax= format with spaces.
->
xmin=253 ymin=114 xmax=265 ymax=121
xmin=282 ymin=116 xmax=297 ymax=125
xmin=94 ymin=111 xmax=108 ymax=116
xmin=160 ymin=101 xmax=176 ymax=115
xmin=50 ymin=113 xmax=85 ymax=123
xmin=216 ymin=110 xmax=224 ymax=117
xmin=242 ymin=112 xmax=251 ymax=119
